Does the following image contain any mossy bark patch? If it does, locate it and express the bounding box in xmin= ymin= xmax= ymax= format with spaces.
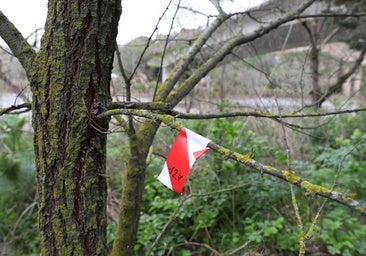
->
xmin=30 ymin=0 xmax=121 ymax=255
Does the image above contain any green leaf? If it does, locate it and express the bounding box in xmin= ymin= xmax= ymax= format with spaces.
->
xmin=264 ymin=226 xmax=278 ymax=237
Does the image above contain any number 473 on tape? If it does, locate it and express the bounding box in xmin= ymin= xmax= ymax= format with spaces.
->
xmin=157 ymin=128 xmax=211 ymax=194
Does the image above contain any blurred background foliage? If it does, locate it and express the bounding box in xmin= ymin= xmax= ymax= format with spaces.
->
xmin=0 ymin=116 xmax=37 ymax=255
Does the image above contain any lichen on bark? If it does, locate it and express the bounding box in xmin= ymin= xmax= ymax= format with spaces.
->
xmin=27 ymin=0 xmax=121 ymax=255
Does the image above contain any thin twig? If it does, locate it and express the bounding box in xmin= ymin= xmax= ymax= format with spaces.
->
xmin=167 ymin=241 xmax=220 ymax=255
xmin=114 ymin=42 xmax=130 ymax=101
xmin=332 ymin=135 xmax=366 ymax=191
xmin=153 ymin=0 xmax=181 ymax=99
xmin=128 ymin=0 xmax=174 ymax=82
xmin=277 ymin=99 xmax=307 ymax=256
xmin=0 ymin=103 xmax=31 ymax=116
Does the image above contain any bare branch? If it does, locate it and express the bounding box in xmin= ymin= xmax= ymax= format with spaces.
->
xmin=168 ymin=241 xmax=220 ymax=255
xmin=0 ymin=103 xmax=31 ymax=116
xmin=0 ymin=61 xmax=30 ymax=102
xmin=153 ymin=0 xmax=181 ymax=99
xmin=108 ymin=101 xmax=171 ymax=113
xmin=179 ymin=5 xmax=216 ymax=19
xmin=127 ymin=0 xmax=175 ymax=82
xmin=322 ymin=49 xmax=366 ymax=100
xmin=306 ymin=48 xmax=366 ymax=108
xmin=115 ymin=42 xmax=131 ymax=101
xmin=209 ymin=0 xmax=225 ymax=15
xmin=0 ymin=11 xmax=36 ymax=74
xmin=165 ymin=107 xmax=366 ymax=119
xmin=104 ymin=101 xmax=366 ymax=121
xmin=298 ymin=11 xmax=366 ymax=19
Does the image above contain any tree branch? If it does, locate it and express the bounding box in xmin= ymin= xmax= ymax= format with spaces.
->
xmin=0 ymin=103 xmax=31 ymax=116
xmin=152 ymin=0 xmax=181 ymax=100
xmin=126 ymin=0 xmax=175 ymax=84
xmin=168 ymin=241 xmax=221 ymax=255
xmin=298 ymin=12 xmax=366 ymax=19
xmin=115 ymin=42 xmax=130 ymax=94
xmin=0 ymin=11 xmax=36 ymax=74
xmin=104 ymin=108 xmax=366 ymax=216
xmin=108 ymin=101 xmax=172 ymax=113
xmin=0 ymin=77 xmax=30 ymax=103
xmin=317 ymin=48 xmax=366 ymax=107
xmin=105 ymin=101 xmax=366 ymax=120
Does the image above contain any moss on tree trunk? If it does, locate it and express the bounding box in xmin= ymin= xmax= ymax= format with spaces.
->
xmin=29 ymin=0 xmax=121 ymax=254
xmin=111 ymin=121 xmax=159 ymax=255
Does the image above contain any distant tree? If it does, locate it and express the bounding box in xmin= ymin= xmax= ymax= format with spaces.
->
xmin=305 ymin=0 xmax=366 ymax=107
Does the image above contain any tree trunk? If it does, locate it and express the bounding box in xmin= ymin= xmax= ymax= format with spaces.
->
xmin=305 ymin=20 xmax=322 ymax=108
xmin=29 ymin=0 xmax=121 ymax=254
xmin=309 ymin=44 xmax=322 ymax=108
xmin=111 ymin=122 xmax=159 ymax=255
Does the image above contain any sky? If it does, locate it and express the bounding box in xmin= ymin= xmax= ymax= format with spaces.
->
xmin=0 ymin=0 xmax=266 ymax=46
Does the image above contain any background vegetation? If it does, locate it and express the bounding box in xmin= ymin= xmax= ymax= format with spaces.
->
xmin=2 ymin=107 xmax=366 ymax=255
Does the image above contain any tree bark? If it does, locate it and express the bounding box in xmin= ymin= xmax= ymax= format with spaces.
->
xmin=111 ymin=122 xmax=159 ymax=255
xmin=302 ymin=20 xmax=322 ymax=108
xmin=29 ymin=0 xmax=121 ymax=254
xmin=309 ymin=43 xmax=322 ymax=108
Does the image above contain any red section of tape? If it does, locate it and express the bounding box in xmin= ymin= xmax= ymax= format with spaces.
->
xmin=165 ymin=128 xmax=190 ymax=193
